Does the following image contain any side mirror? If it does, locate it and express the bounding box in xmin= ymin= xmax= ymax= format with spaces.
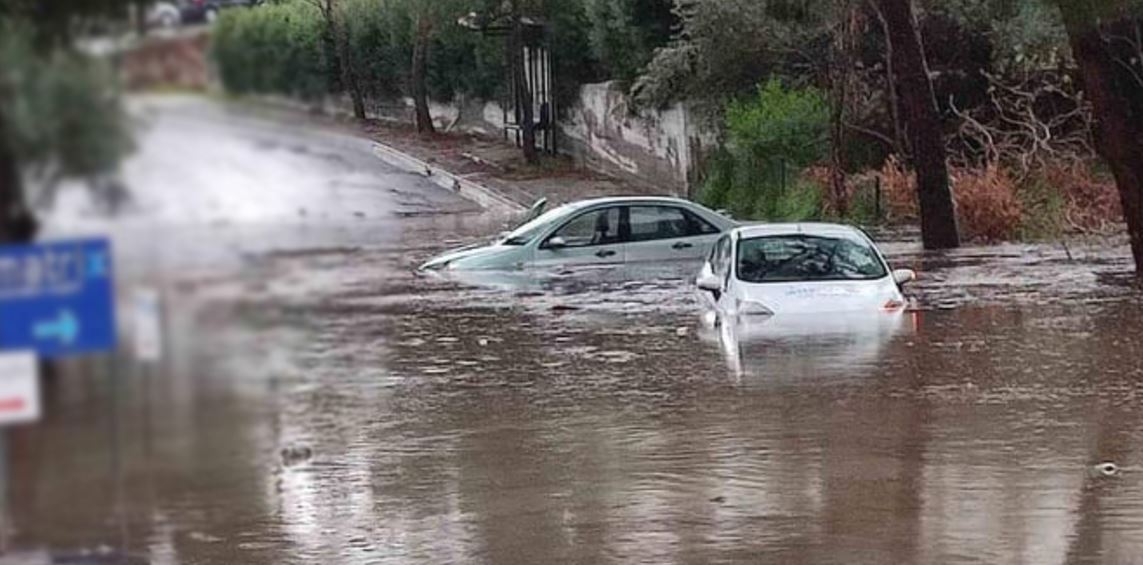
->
xmin=696 ymin=273 xmax=722 ymax=292
xmin=892 ymin=268 xmax=916 ymax=286
xmin=545 ymin=236 xmax=567 ymax=249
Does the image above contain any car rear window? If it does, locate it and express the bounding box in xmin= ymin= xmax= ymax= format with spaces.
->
xmin=736 ymin=234 xmax=887 ymax=283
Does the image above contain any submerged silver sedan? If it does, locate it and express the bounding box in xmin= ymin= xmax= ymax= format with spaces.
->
xmin=421 ymin=197 xmax=737 ymax=271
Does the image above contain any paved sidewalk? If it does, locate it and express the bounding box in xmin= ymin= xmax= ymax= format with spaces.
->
xmin=358 ymin=120 xmax=669 ymax=209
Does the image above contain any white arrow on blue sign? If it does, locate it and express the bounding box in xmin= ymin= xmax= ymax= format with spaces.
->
xmin=0 ymin=238 xmax=117 ymax=358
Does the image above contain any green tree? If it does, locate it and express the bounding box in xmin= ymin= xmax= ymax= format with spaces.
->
xmin=701 ymin=79 xmax=830 ymax=220
xmin=0 ymin=18 xmax=132 ymax=243
xmin=585 ymin=0 xmax=675 ymax=85
xmin=633 ymin=0 xmax=830 ymax=111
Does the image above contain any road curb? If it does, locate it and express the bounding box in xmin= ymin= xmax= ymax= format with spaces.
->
xmin=372 ymin=142 xmax=526 ymax=215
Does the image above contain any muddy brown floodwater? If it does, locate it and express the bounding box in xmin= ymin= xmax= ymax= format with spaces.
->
xmin=6 ymin=97 xmax=1143 ymax=564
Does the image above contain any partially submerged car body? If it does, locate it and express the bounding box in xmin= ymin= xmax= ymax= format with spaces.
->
xmin=697 ymin=223 xmax=915 ymax=320
xmin=421 ymin=197 xmax=737 ymax=272
xmin=714 ymin=308 xmax=915 ymax=379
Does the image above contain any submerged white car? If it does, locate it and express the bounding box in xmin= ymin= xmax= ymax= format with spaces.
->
xmin=421 ymin=197 xmax=737 ymax=271
xmin=696 ymin=223 xmax=916 ymax=319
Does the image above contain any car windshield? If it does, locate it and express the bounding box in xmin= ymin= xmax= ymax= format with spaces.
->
xmin=736 ymin=234 xmax=888 ymax=283
xmin=501 ymin=204 xmax=583 ymax=246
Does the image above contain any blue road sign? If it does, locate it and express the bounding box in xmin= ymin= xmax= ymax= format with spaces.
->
xmin=0 ymin=238 xmax=117 ymax=358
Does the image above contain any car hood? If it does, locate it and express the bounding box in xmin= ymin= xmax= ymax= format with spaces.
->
xmin=419 ymin=244 xmax=525 ymax=271
xmin=732 ymin=277 xmax=904 ymax=315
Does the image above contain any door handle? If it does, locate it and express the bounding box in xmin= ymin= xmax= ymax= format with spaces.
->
xmin=595 ymin=249 xmax=617 ymax=258
xmin=672 ymin=242 xmax=694 ymax=250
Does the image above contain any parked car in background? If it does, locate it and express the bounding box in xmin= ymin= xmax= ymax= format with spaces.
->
xmin=176 ymin=0 xmax=259 ymax=24
xmin=420 ymin=197 xmax=737 ymax=271
xmin=145 ymin=2 xmax=181 ymax=28
xmin=697 ymin=223 xmax=915 ymax=320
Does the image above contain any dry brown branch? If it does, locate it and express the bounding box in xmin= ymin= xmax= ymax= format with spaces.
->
xmin=946 ymin=70 xmax=1095 ymax=178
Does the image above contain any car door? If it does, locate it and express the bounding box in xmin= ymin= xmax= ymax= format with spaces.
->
xmin=531 ymin=206 xmax=626 ymax=268
xmin=624 ymin=205 xmax=722 ymax=263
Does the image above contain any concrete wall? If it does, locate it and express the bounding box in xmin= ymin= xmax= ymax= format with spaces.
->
xmin=365 ymin=82 xmax=707 ymax=196
xmin=559 ymin=82 xmax=705 ymax=196
xmin=366 ymin=97 xmax=507 ymax=138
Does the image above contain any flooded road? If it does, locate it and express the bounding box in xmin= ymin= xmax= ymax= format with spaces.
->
xmin=6 ymin=96 xmax=1143 ymax=564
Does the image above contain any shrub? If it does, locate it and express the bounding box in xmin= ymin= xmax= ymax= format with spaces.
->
xmin=879 ymin=157 xmax=1039 ymax=241
xmin=699 ymin=78 xmax=829 ymax=220
xmin=212 ymin=1 xmax=327 ymax=100
xmin=877 ymin=155 xmax=919 ymax=222
xmin=1046 ymin=163 xmax=1121 ymax=234
xmin=952 ymin=165 xmax=1023 ymax=242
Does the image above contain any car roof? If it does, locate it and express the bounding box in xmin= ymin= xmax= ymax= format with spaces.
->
xmin=731 ymin=222 xmax=868 ymax=240
xmin=566 ymin=196 xmax=698 ymax=208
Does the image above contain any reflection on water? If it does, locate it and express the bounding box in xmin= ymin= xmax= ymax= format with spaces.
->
xmin=8 ymin=210 xmax=1143 ymax=564
xmin=711 ymin=310 xmax=914 ymax=381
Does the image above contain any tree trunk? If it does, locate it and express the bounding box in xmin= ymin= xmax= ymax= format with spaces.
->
xmin=0 ymin=112 xmax=37 ymax=244
xmin=1058 ymin=8 xmax=1143 ymax=276
xmin=829 ymin=1 xmax=858 ymax=217
xmin=320 ymin=1 xmax=342 ymax=95
xmin=338 ymin=25 xmax=366 ymax=121
xmin=509 ymin=0 xmax=538 ymax=165
xmin=320 ymin=0 xmax=363 ymax=120
xmin=876 ymin=0 xmax=960 ymax=249
xmin=412 ymin=16 xmax=435 ymax=134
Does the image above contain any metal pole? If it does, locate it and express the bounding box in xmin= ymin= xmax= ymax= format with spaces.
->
xmin=875 ymin=176 xmax=883 ymax=222
xmin=0 ymin=431 xmax=7 ymax=556
xmin=108 ymin=354 xmax=129 ymax=557
xmin=549 ymin=46 xmax=557 ymax=155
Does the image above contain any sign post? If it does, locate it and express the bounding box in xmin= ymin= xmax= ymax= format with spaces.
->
xmin=0 ymin=352 xmax=39 ymax=554
xmin=0 ymin=238 xmax=117 ymax=555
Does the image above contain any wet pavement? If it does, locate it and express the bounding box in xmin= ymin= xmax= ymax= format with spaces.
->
xmin=5 ymin=96 xmax=1143 ymax=564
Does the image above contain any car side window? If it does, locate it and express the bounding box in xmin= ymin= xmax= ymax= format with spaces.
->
xmin=628 ymin=206 xmax=692 ymax=242
xmin=546 ymin=207 xmax=621 ymax=248
xmin=683 ymin=210 xmax=720 ymax=235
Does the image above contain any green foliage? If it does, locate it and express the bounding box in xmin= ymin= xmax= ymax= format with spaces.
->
xmin=585 ymin=0 xmax=674 ymax=85
xmin=212 ymin=1 xmax=328 ymax=100
xmin=1 ymin=0 xmax=138 ymax=45
xmin=214 ymin=0 xmax=598 ymax=114
xmin=540 ymin=0 xmax=603 ymax=110
xmin=633 ymin=0 xmax=830 ymax=110
xmin=0 ymin=25 xmax=132 ymax=187
xmin=699 ymin=79 xmax=829 ymax=220
xmin=923 ymin=0 xmax=1068 ymax=70
xmin=424 ymin=2 xmax=505 ymax=101
xmin=343 ymin=0 xmax=408 ymax=101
